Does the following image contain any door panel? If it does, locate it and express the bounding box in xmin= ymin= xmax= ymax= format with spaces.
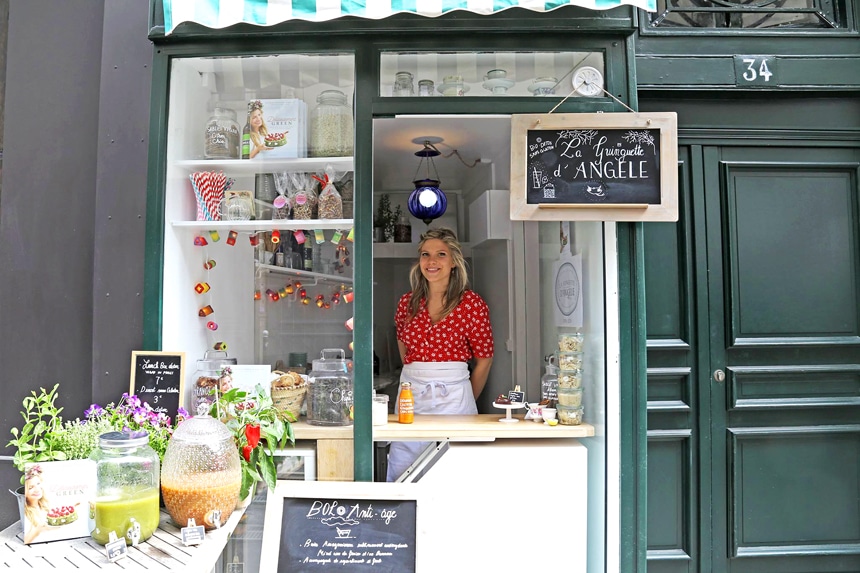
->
xmin=707 ymin=147 xmax=860 ymax=573
xmin=647 ymin=143 xmax=860 ymax=573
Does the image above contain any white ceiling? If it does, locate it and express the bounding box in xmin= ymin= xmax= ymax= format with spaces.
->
xmin=372 ymin=115 xmax=512 ymax=193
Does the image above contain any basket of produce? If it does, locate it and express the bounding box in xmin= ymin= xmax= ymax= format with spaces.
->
xmin=271 ymin=370 xmax=307 ymax=420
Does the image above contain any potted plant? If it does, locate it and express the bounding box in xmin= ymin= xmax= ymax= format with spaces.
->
xmin=375 ymin=194 xmax=393 ymax=242
xmin=209 ymin=384 xmax=294 ymax=501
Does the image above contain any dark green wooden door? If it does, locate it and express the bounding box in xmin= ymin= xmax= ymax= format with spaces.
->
xmin=646 ymin=144 xmax=860 ymax=573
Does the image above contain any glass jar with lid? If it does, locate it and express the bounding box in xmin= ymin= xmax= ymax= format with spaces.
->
xmin=310 ymin=90 xmax=354 ymax=158
xmin=306 ymin=348 xmax=354 ymax=426
xmin=89 ymin=431 xmax=160 ymax=546
xmin=418 ymin=79 xmax=435 ymax=97
xmin=160 ymin=415 xmax=241 ymax=530
xmin=204 ymin=106 xmax=241 ymax=159
xmin=393 ymin=71 xmax=414 ymax=96
xmin=192 ymin=350 xmax=237 ymax=415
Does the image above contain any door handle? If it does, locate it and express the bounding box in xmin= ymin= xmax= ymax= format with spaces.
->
xmin=713 ymin=369 xmax=725 ymax=383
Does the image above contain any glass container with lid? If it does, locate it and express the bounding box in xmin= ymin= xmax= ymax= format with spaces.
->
xmin=310 ymin=90 xmax=354 ymax=158
xmin=160 ymin=415 xmax=241 ymax=530
xmin=541 ymin=354 xmax=559 ymax=404
xmin=89 ymin=431 xmax=160 ymax=546
xmin=192 ymin=350 xmax=237 ymax=415
xmin=204 ymin=106 xmax=241 ymax=159
xmin=393 ymin=71 xmax=414 ymax=96
xmin=306 ymin=348 xmax=354 ymax=426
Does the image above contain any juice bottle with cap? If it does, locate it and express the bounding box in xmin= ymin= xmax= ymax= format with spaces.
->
xmin=398 ymin=382 xmax=414 ymax=424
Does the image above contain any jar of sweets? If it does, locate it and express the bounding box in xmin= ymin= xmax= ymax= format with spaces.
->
xmin=310 ymin=90 xmax=354 ymax=157
xmin=204 ymin=107 xmax=240 ymax=159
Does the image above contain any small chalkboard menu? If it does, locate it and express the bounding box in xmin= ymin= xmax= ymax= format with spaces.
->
xmin=511 ymin=112 xmax=678 ymax=222
xmin=129 ymin=351 xmax=185 ymax=419
xmin=261 ymin=482 xmax=418 ymax=573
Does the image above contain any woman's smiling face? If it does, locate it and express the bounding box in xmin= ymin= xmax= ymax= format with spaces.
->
xmin=419 ymin=238 xmax=453 ymax=286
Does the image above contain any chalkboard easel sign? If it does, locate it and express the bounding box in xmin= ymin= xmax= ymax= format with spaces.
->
xmin=511 ymin=112 xmax=678 ymax=222
xmin=261 ymin=481 xmax=419 ymax=573
xmin=129 ymin=351 xmax=185 ymax=419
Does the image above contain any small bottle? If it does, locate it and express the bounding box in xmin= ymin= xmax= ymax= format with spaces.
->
xmin=541 ymin=355 xmax=559 ymax=404
xmin=303 ymin=241 xmax=313 ymax=272
xmin=241 ymin=104 xmax=251 ymax=159
xmin=398 ymin=381 xmax=414 ymax=424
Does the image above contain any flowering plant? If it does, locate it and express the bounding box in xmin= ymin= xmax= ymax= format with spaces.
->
xmin=209 ymin=384 xmax=294 ymax=499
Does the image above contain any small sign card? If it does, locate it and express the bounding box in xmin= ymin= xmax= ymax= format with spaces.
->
xmin=105 ymin=531 xmax=128 ymax=562
xmin=130 ymin=351 xmax=185 ymax=420
xmin=508 ymin=386 xmax=525 ymax=404
xmin=181 ymin=518 xmax=205 ymax=546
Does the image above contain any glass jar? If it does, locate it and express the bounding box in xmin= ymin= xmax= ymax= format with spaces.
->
xmin=310 ymin=90 xmax=354 ymax=157
xmin=160 ymin=415 xmax=241 ymax=530
xmin=418 ymin=79 xmax=435 ymax=97
xmin=306 ymin=348 xmax=354 ymax=426
xmin=192 ymin=350 xmax=237 ymax=416
xmin=393 ymin=71 xmax=414 ymax=96
xmin=204 ymin=107 xmax=241 ymax=159
xmin=540 ymin=355 xmax=559 ymax=403
xmin=89 ymin=431 xmax=160 ymax=546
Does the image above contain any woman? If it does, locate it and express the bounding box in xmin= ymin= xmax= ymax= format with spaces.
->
xmin=248 ymin=102 xmax=271 ymax=159
xmin=23 ymin=465 xmax=50 ymax=544
xmin=387 ymin=227 xmax=493 ymax=481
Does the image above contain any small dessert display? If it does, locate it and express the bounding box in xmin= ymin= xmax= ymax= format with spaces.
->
xmin=494 ymin=393 xmax=512 ymax=405
xmin=46 ymin=505 xmax=78 ymax=526
xmin=493 ymin=390 xmax=524 ymax=423
xmin=264 ymin=131 xmax=288 ymax=147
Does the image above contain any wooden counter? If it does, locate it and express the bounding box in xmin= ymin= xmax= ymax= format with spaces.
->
xmin=291 ymin=414 xmax=595 ymax=481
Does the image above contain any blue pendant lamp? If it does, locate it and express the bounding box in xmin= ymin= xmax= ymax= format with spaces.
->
xmin=408 ymin=141 xmax=447 ymax=225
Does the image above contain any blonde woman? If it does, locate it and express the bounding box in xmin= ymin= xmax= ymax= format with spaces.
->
xmin=248 ymin=101 xmax=271 ymax=159
xmin=387 ymin=227 xmax=494 ymax=481
xmin=23 ymin=465 xmax=50 ymax=543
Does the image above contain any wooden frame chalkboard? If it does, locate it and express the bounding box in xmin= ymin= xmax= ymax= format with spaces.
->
xmin=511 ymin=112 xmax=678 ymax=222
xmin=129 ymin=351 xmax=185 ymax=419
xmin=261 ymin=481 xmax=419 ymax=573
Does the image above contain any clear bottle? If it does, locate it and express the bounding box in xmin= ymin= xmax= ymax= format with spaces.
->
xmin=89 ymin=431 xmax=160 ymax=546
xmin=398 ymin=381 xmax=414 ymax=424
xmin=310 ymin=90 xmax=353 ymax=157
xmin=393 ymin=71 xmax=414 ymax=96
xmin=541 ymin=355 xmax=559 ymax=404
xmin=204 ymin=106 xmax=240 ymax=159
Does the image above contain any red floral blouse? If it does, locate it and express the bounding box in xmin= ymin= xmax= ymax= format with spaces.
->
xmin=395 ymin=290 xmax=494 ymax=364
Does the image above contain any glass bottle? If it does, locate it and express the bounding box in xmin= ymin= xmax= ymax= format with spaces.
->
xmin=541 ymin=355 xmax=559 ymax=404
xmin=204 ymin=106 xmax=240 ymax=159
xmin=398 ymin=381 xmax=414 ymax=424
xmin=306 ymin=349 xmax=354 ymax=426
xmin=310 ymin=90 xmax=354 ymax=157
xmin=89 ymin=431 xmax=160 ymax=546
xmin=241 ymin=103 xmax=251 ymax=159
xmin=393 ymin=71 xmax=414 ymax=96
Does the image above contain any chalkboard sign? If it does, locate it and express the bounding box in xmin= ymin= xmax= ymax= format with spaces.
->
xmin=511 ymin=112 xmax=678 ymax=222
xmin=129 ymin=351 xmax=185 ymax=419
xmin=262 ymin=482 xmax=418 ymax=573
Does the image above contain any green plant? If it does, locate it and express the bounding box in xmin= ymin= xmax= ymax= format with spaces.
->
xmin=209 ymin=384 xmax=294 ymax=499
xmin=7 ymin=385 xmax=68 ymax=480
xmin=375 ymin=193 xmax=393 ymax=228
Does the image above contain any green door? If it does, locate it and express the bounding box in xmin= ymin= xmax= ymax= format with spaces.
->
xmin=646 ymin=144 xmax=860 ymax=573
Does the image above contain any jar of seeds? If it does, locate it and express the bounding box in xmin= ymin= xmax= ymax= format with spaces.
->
xmin=310 ymin=90 xmax=353 ymax=157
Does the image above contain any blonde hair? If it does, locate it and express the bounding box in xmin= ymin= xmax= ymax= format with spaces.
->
xmin=407 ymin=227 xmax=469 ymax=319
xmin=24 ymin=473 xmax=49 ymax=526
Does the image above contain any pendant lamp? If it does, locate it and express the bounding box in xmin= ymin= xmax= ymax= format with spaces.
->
xmin=408 ymin=141 xmax=447 ymax=225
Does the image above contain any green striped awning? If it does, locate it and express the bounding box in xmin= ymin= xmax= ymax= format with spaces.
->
xmin=163 ymin=0 xmax=655 ymax=34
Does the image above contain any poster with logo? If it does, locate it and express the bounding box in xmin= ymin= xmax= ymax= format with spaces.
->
xmin=553 ymin=252 xmax=583 ymax=328
xmin=20 ymin=460 xmax=96 ymax=544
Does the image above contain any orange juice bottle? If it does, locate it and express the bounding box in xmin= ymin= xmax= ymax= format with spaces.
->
xmin=398 ymin=382 xmax=414 ymax=424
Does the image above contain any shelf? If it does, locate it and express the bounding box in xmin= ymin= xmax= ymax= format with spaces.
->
xmin=171 ymin=219 xmax=353 ymax=232
xmin=173 ymin=156 xmax=353 ymax=175
xmin=257 ymin=263 xmax=353 ymax=284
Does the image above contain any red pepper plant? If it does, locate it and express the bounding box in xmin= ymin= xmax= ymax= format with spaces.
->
xmin=209 ymin=384 xmax=294 ymax=499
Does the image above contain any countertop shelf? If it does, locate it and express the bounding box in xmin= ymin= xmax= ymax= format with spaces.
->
xmin=171 ymin=218 xmax=353 ymax=232
xmin=257 ymin=262 xmax=353 ymax=284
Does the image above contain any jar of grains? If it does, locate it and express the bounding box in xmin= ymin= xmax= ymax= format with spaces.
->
xmin=204 ymin=107 xmax=241 ymax=159
xmin=310 ymin=90 xmax=353 ymax=157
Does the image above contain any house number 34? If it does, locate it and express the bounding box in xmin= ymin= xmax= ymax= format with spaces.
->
xmin=734 ymin=56 xmax=778 ymax=86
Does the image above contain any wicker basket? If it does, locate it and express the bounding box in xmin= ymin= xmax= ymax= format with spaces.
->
xmin=271 ymin=370 xmax=307 ymax=420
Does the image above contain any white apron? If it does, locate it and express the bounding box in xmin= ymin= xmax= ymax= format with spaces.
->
xmin=386 ymin=362 xmax=477 ymax=481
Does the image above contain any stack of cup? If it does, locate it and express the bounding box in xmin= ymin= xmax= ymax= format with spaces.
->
xmin=556 ymin=332 xmax=584 ymax=425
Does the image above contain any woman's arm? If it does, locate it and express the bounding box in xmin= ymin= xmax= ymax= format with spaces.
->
xmin=398 ymin=340 xmax=407 ymax=364
xmin=470 ymin=356 xmax=493 ymax=399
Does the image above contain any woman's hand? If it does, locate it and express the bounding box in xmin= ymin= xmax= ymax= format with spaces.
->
xmin=470 ymin=356 xmax=493 ymax=399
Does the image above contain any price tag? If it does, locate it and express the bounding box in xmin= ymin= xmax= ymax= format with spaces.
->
xmin=330 ymin=230 xmax=343 ymax=244
xmin=347 ymin=228 xmax=354 ymax=242
xmin=181 ymin=518 xmax=206 ymax=546
xmin=105 ymin=531 xmax=128 ymax=562
xmin=314 ymin=229 xmax=325 ymax=244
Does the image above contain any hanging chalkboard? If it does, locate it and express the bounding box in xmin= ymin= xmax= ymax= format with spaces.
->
xmin=511 ymin=112 xmax=679 ymax=222
xmin=278 ymin=497 xmax=416 ymax=572
xmin=526 ymin=127 xmax=661 ymax=205
xmin=129 ymin=351 xmax=185 ymax=419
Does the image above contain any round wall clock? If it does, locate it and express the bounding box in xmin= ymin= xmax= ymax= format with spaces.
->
xmin=572 ymin=66 xmax=604 ymax=97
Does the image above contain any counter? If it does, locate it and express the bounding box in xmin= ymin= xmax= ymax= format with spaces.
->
xmin=291 ymin=414 xmax=596 ymax=481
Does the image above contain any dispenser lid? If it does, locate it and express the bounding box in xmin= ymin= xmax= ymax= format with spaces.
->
xmin=197 ymin=350 xmax=238 ymax=370
xmin=312 ymin=348 xmax=349 ymax=372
